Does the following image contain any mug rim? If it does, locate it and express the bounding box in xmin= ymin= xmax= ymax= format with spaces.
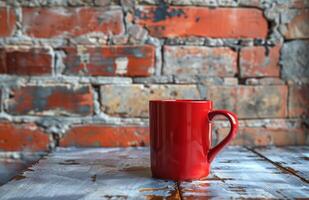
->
xmin=150 ymin=99 xmax=211 ymax=103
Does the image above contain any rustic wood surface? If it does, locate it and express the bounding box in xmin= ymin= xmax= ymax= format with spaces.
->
xmin=179 ymin=147 xmax=308 ymax=199
xmin=0 ymin=146 xmax=308 ymax=200
xmin=0 ymin=155 xmax=41 ymax=186
xmin=253 ymin=146 xmax=309 ymax=182
xmin=0 ymin=158 xmax=32 ymax=185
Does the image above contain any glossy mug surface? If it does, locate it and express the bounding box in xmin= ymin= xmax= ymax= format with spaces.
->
xmin=149 ymin=100 xmax=238 ymax=181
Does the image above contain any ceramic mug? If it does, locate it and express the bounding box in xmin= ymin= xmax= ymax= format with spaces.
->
xmin=149 ymin=100 xmax=238 ymax=181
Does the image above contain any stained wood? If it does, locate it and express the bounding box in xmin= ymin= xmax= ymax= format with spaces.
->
xmin=179 ymin=146 xmax=309 ymax=199
xmin=0 ymin=148 xmax=179 ymax=200
xmin=254 ymin=146 xmax=309 ymax=182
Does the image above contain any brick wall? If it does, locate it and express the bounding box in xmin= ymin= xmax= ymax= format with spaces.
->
xmin=0 ymin=0 xmax=308 ymax=154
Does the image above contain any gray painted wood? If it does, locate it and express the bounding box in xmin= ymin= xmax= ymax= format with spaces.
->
xmin=0 ymin=147 xmax=308 ymax=199
xmin=179 ymin=146 xmax=309 ymax=199
xmin=0 ymin=155 xmax=41 ymax=185
xmin=0 ymin=148 xmax=179 ymax=200
xmin=0 ymin=159 xmax=30 ymax=185
xmin=254 ymin=146 xmax=309 ymax=182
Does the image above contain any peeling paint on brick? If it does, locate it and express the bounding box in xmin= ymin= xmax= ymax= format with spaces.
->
xmin=135 ymin=6 xmax=268 ymax=38
xmin=62 ymin=45 xmax=155 ymax=77
xmin=22 ymin=7 xmax=124 ymax=38
xmin=7 ymin=85 xmax=94 ymax=116
xmin=164 ymin=46 xmax=237 ymax=77
xmin=0 ymin=0 xmax=308 ymax=155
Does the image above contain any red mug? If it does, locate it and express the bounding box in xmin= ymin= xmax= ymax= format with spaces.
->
xmin=149 ymin=100 xmax=238 ymax=181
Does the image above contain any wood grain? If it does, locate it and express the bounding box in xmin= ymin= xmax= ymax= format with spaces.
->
xmin=179 ymin=146 xmax=309 ymax=199
xmin=0 ymin=147 xmax=308 ymax=199
xmin=0 ymin=154 xmax=41 ymax=185
xmin=0 ymin=148 xmax=179 ymax=200
xmin=253 ymin=146 xmax=309 ymax=182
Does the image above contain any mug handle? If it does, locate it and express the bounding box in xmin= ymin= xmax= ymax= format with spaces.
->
xmin=207 ymin=110 xmax=238 ymax=163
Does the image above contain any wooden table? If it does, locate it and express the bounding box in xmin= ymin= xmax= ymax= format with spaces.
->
xmin=0 ymin=146 xmax=308 ymax=199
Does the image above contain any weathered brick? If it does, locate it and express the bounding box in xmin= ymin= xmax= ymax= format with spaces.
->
xmin=0 ymin=122 xmax=49 ymax=151
xmin=67 ymin=0 xmax=93 ymax=6
xmin=101 ymin=84 xmax=200 ymax=117
xmin=0 ymin=8 xmax=16 ymax=37
xmin=135 ymin=6 xmax=268 ymax=38
xmin=245 ymin=78 xmax=285 ymax=85
xmin=60 ymin=125 xmax=148 ymax=147
xmin=0 ymin=49 xmax=5 ymax=73
xmin=206 ymin=86 xmax=237 ymax=112
xmin=22 ymin=7 xmax=124 ymax=38
xmin=236 ymin=86 xmax=288 ymax=119
xmin=289 ymin=84 xmax=309 ymax=117
xmin=240 ymin=45 xmax=281 ymax=78
xmin=94 ymin=0 xmax=115 ymax=6
xmin=276 ymin=0 xmax=309 ymax=8
xmin=197 ymin=77 xmax=238 ymax=85
xmin=207 ymin=85 xmax=288 ymax=119
xmin=63 ymin=45 xmax=155 ymax=77
xmin=281 ymin=40 xmax=309 ymax=82
xmin=0 ymin=48 xmax=52 ymax=76
xmin=282 ymin=9 xmax=309 ymax=39
xmin=217 ymin=127 xmax=307 ymax=146
xmin=163 ymin=46 xmax=237 ymax=76
xmin=7 ymin=85 xmax=93 ymax=116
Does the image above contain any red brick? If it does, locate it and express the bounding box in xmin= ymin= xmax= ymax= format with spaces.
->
xmin=207 ymin=85 xmax=288 ymax=119
xmin=217 ymin=127 xmax=306 ymax=146
xmin=135 ymin=6 xmax=268 ymax=38
xmin=0 ymin=8 xmax=16 ymax=37
xmin=0 ymin=48 xmax=52 ymax=75
xmin=63 ymin=45 xmax=155 ymax=76
xmin=283 ymin=9 xmax=309 ymax=39
xmin=7 ymin=85 xmax=93 ymax=116
xmin=22 ymin=7 xmax=124 ymax=38
xmin=288 ymin=84 xmax=309 ymax=117
xmin=163 ymin=46 xmax=237 ymax=76
xmin=0 ymin=122 xmax=49 ymax=151
xmin=239 ymin=45 xmax=281 ymax=78
xmin=60 ymin=125 xmax=149 ymax=147
xmin=0 ymin=49 xmax=5 ymax=73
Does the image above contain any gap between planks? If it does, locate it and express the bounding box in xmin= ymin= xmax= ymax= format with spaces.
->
xmin=245 ymin=146 xmax=309 ymax=184
xmin=176 ymin=181 xmax=183 ymax=200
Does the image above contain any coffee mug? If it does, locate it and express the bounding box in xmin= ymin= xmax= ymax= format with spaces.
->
xmin=149 ymin=100 xmax=238 ymax=181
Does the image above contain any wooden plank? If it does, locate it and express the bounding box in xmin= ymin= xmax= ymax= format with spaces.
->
xmin=179 ymin=146 xmax=309 ymax=199
xmin=0 ymin=147 xmax=180 ymax=200
xmin=0 ymin=159 xmax=31 ymax=185
xmin=1 ymin=147 xmax=308 ymax=199
xmin=0 ymin=155 xmax=41 ymax=186
xmin=253 ymin=146 xmax=309 ymax=182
